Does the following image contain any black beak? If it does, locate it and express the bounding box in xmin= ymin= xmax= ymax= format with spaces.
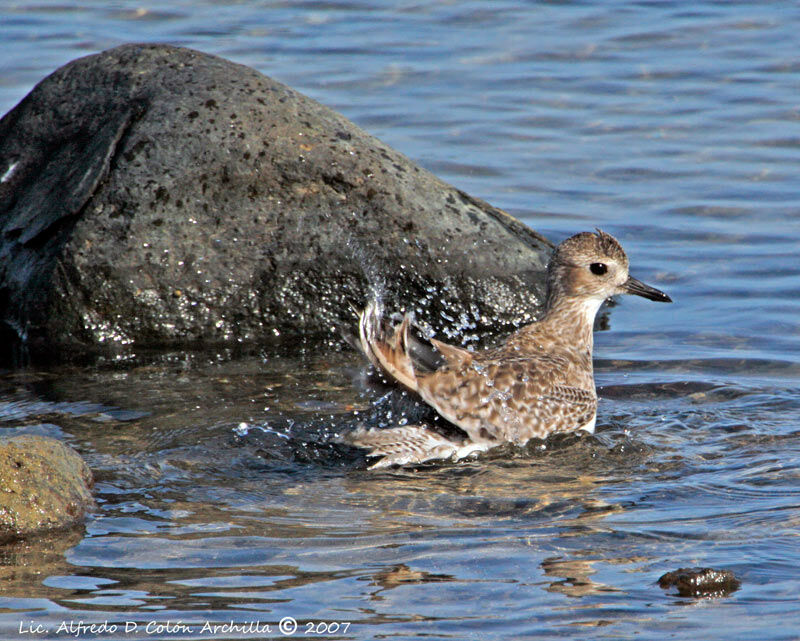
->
xmin=625 ymin=276 xmax=672 ymax=303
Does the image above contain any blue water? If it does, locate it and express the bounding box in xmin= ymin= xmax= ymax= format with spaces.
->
xmin=2 ymin=2 xmax=800 ymax=640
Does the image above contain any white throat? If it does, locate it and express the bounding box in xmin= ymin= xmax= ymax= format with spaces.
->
xmin=579 ymin=295 xmax=607 ymax=326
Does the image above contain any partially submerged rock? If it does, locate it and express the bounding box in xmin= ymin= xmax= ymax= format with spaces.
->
xmin=658 ymin=567 xmax=741 ymax=598
xmin=0 ymin=44 xmax=552 ymax=361
xmin=0 ymin=435 xmax=94 ymax=542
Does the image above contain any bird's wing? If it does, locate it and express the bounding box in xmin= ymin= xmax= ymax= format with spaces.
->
xmin=429 ymin=337 xmax=473 ymax=369
xmin=345 ymin=424 xmax=489 ymax=468
xmin=417 ymin=356 xmax=596 ymax=444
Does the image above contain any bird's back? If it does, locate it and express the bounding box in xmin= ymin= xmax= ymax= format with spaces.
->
xmin=416 ymin=322 xmax=597 ymax=444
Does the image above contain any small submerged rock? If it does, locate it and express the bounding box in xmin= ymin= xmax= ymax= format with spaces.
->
xmin=0 ymin=435 xmax=94 ymax=542
xmin=658 ymin=567 xmax=741 ymax=598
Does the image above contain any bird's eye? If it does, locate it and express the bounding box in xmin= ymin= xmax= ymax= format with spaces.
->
xmin=590 ymin=262 xmax=608 ymax=276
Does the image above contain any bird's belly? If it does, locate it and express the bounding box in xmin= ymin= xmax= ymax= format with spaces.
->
xmin=578 ymin=415 xmax=596 ymax=434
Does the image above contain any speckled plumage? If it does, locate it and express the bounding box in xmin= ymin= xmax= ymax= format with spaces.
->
xmin=348 ymin=230 xmax=671 ymax=468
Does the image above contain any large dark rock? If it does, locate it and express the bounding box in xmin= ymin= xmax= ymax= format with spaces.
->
xmin=0 ymin=44 xmax=552 ymax=361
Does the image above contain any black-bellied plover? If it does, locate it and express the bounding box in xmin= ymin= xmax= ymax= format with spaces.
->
xmin=347 ymin=230 xmax=672 ymax=468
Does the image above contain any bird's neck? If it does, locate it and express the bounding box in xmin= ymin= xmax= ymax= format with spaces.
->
xmin=537 ymin=294 xmax=605 ymax=352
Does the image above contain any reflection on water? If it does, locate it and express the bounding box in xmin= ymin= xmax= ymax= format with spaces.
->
xmin=3 ymin=0 xmax=800 ymax=639
xmin=541 ymin=557 xmax=617 ymax=598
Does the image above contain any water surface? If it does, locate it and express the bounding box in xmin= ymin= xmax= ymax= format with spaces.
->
xmin=2 ymin=2 xmax=800 ymax=640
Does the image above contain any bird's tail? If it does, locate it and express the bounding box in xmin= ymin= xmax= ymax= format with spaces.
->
xmin=346 ymin=424 xmax=467 ymax=469
xmin=357 ymin=301 xmax=421 ymax=392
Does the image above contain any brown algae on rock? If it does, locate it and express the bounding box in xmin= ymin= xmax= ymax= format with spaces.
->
xmin=0 ymin=435 xmax=94 ymax=542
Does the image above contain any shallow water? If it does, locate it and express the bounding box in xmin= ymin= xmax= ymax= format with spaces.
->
xmin=2 ymin=2 xmax=800 ymax=640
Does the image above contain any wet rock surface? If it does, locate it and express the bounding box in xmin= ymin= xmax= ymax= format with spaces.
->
xmin=0 ymin=435 xmax=94 ymax=542
xmin=658 ymin=567 xmax=741 ymax=598
xmin=0 ymin=44 xmax=552 ymax=362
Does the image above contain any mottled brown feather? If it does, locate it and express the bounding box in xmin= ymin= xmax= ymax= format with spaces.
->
xmin=429 ymin=337 xmax=473 ymax=368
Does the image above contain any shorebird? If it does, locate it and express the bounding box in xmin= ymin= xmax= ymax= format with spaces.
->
xmin=347 ymin=229 xmax=671 ymax=468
